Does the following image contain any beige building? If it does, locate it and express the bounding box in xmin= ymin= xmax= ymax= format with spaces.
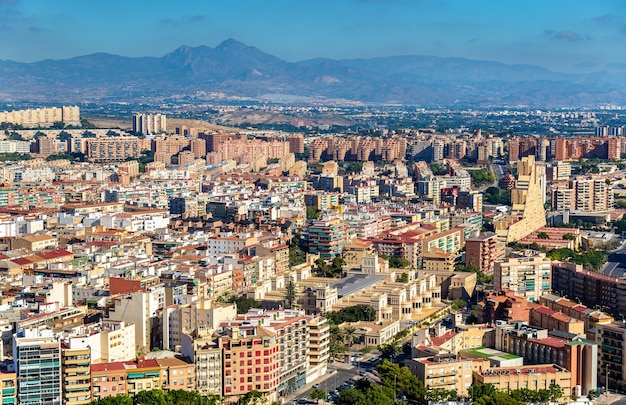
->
xmin=494 ymin=252 xmax=552 ymax=302
xmin=495 ymin=156 xmax=547 ymax=242
xmin=409 ymin=354 xmax=489 ymax=397
xmin=473 ymin=364 xmax=572 ymax=399
xmin=422 ymin=249 xmax=456 ymax=272
xmin=86 ymin=137 xmax=141 ymax=162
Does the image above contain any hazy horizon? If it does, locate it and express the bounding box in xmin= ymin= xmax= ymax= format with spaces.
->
xmin=1 ymin=0 xmax=625 ymax=74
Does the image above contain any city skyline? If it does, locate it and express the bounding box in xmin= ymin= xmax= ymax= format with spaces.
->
xmin=0 ymin=0 xmax=625 ymax=74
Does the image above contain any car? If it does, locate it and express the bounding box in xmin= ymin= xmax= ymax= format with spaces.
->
xmin=313 ymin=383 xmax=321 ymax=389
xmin=359 ymin=371 xmax=367 ymax=376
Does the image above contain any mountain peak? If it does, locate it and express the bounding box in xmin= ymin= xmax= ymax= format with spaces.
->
xmin=216 ymin=38 xmax=248 ymax=50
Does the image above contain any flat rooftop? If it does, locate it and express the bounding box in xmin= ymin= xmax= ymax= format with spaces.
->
xmin=331 ymin=273 xmax=387 ymax=298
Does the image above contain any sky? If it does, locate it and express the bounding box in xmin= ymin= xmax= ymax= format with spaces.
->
xmin=1 ymin=0 xmax=626 ymax=73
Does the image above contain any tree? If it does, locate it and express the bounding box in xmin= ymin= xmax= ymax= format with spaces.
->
xmin=547 ymin=383 xmax=564 ymax=402
xmin=331 ymin=257 xmax=345 ymax=276
xmin=335 ymin=388 xmax=366 ymax=405
xmin=226 ymin=295 xmax=261 ymax=314
xmin=378 ymin=341 xmax=401 ymax=362
xmin=538 ymin=231 xmax=550 ymax=239
xmin=468 ymin=383 xmax=497 ymax=402
xmin=288 ymin=242 xmax=306 ymax=267
xmin=314 ymin=258 xmax=329 ymax=277
xmin=344 ymin=326 xmax=357 ymax=347
xmin=326 ymin=305 xmax=377 ymax=324
xmin=306 ymin=206 xmax=320 ymax=220
xmin=284 ymin=278 xmax=297 ymax=310
xmin=134 ymin=389 xmax=169 ymax=405
xmin=563 ymin=233 xmax=577 ymax=240
xmin=397 ymin=272 xmax=409 ymax=283
xmin=376 ymin=360 xmax=426 ymax=401
xmin=239 ymin=390 xmax=264 ymax=405
xmin=310 ymin=389 xmax=327 ymax=400
xmin=90 ymin=395 xmax=134 ymax=405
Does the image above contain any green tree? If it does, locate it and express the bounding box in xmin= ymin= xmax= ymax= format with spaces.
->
xmin=378 ymin=342 xmax=401 ymax=362
xmin=547 ymin=383 xmax=564 ymax=402
xmin=134 ymin=389 xmax=169 ymax=405
xmin=284 ymin=278 xmax=297 ymax=310
xmin=538 ymin=231 xmax=550 ymax=239
xmin=389 ymin=256 xmax=411 ymax=269
xmin=306 ymin=206 xmax=320 ymax=220
xmin=310 ymin=389 xmax=327 ymax=400
xmin=239 ymin=390 xmax=264 ymax=405
xmin=288 ymin=242 xmax=306 ymax=267
xmin=468 ymin=383 xmax=497 ymax=402
xmin=335 ymin=388 xmax=366 ymax=405
xmin=563 ymin=233 xmax=577 ymax=240
xmin=344 ymin=326 xmax=357 ymax=347
xmin=326 ymin=305 xmax=377 ymax=324
xmin=227 ymin=295 xmax=261 ymax=314
xmin=314 ymin=257 xmax=330 ymax=277
xmin=397 ymin=272 xmax=409 ymax=283
xmin=331 ymin=257 xmax=345 ymax=276
xmin=90 ymin=395 xmax=134 ymax=405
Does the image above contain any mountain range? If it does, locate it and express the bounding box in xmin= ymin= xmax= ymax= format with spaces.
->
xmin=1 ymin=38 xmax=625 ymax=108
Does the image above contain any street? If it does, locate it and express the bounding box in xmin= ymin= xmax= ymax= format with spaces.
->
xmin=601 ymin=240 xmax=626 ymax=278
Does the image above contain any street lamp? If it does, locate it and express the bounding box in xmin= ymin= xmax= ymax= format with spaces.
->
xmin=606 ymin=366 xmax=610 ymax=398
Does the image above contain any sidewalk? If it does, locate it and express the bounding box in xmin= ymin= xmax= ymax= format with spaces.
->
xmin=595 ymin=393 xmax=621 ymax=405
xmin=282 ymin=362 xmax=346 ymax=404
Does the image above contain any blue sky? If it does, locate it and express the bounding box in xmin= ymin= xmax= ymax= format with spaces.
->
xmin=1 ymin=0 xmax=625 ymax=73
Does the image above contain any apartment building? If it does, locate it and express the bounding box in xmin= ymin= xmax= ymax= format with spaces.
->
xmin=13 ymin=331 xmax=62 ymax=405
xmin=494 ymin=323 xmax=597 ymax=396
xmin=409 ymin=354 xmax=489 ymax=397
xmin=132 ymin=113 xmax=167 ymax=135
xmin=219 ymin=325 xmax=280 ymax=405
xmin=180 ymin=329 xmax=223 ymax=396
xmin=307 ymin=214 xmax=348 ymax=259
xmin=86 ymin=137 xmax=141 ymax=162
xmin=61 ymin=337 xmax=92 ymax=405
xmin=551 ymin=176 xmax=614 ymax=213
xmin=494 ymin=252 xmax=552 ymax=302
xmin=0 ymin=106 xmax=80 ymax=127
xmin=474 ymin=365 xmax=572 ymax=399
xmin=596 ymin=322 xmax=626 ymax=392
xmin=465 ymin=232 xmax=504 ymax=274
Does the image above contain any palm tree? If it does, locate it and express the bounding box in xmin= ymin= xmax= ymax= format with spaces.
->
xmin=344 ymin=326 xmax=357 ymax=348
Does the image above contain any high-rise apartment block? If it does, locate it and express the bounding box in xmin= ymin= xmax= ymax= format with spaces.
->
xmin=551 ymin=176 xmax=614 ymax=213
xmin=132 ymin=113 xmax=167 ymax=135
xmin=307 ymin=214 xmax=348 ymax=259
xmin=465 ymin=232 xmax=504 ymax=274
xmin=86 ymin=137 xmax=141 ymax=162
xmin=494 ymin=252 xmax=552 ymax=302
xmin=13 ymin=331 xmax=62 ymax=405
xmin=0 ymin=106 xmax=80 ymax=127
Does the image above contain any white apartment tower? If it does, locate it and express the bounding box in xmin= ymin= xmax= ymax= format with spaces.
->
xmin=132 ymin=113 xmax=167 ymax=135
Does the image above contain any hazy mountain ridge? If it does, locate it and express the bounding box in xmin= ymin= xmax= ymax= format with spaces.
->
xmin=0 ymin=38 xmax=625 ymax=107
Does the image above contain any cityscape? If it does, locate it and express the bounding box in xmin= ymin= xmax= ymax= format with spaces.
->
xmin=2 ymin=2 xmax=626 ymax=405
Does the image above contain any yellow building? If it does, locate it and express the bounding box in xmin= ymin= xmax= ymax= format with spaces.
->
xmin=0 ymin=372 xmax=16 ymax=405
xmin=495 ymin=156 xmax=547 ymax=243
xmin=61 ymin=341 xmax=91 ymax=405
xmin=422 ymin=249 xmax=456 ymax=272
xmin=408 ymin=354 xmax=489 ymax=397
xmin=473 ymin=364 xmax=572 ymax=399
xmin=125 ymin=359 xmax=161 ymax=396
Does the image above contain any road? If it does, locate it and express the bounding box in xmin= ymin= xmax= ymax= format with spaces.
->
xmin=601 ymin=240 xmax=626 ymax=278
xmin=287 ymin=356 xmax=382 ymax=404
